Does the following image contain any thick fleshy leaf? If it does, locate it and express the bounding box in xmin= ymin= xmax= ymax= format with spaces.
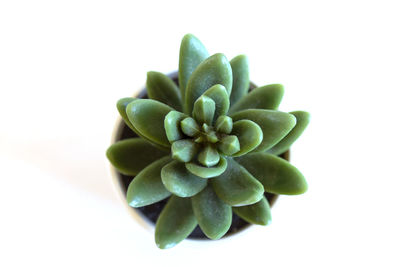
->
xmin=179 ymin=34 xmax=209 ymax=100
xmin=116 ymin=97 xmax=137 ymax=131
xmin=106 ymin=138 xmax=168 ymax=175
xmin=180 ymin=117 xmax=200 ymax=137
xmin=126 ymin=99 xmax=174 ymax=148
xmin=229 ymin=55 xmax=250 ymax=107
xmin=235 ymin=152 xmax=308 ymax=195
xmin=192 ymin=185 xmax=232 ymax=239
xmin=126 ymin=156 xmax=172 ymax=207
xmin=192 ymin=95 xmax=215 ymax=126
xmin=229 ymin=84 xmax=284 ymax=114
xmin=215 ymin=115 xmax=233 ymax=134
xmin=146 ymin=71 xmax=182 ymax=111
xmin=211 ymin=158 xmax=264 ymax=206
xmin=202 ymin=84 xmax=229 ymax=122
xmin=198 ymin=145 xmax=220 ymax=167
xmin=268 ymin=111 xmax=310 ymax=155
xmin=231 ymin=109 xmax=296 ymax=152
xmin=232 ymin=197 xmax=271 ymax=225
xmin=201 ymin=124 xmax=218 ymax=143
xmin=185 ymin=156 xmax=227 ymax=178
xmin=164 ymin=111 xmax=187 ymax=143
xmin=231 ymin=120 xmax=263 ymax=157
xmin=161 ymin=160 xmax=207 ymax=197
xmin=185 ymin=53 xmax=232 ymax=114
xmin=171 ymin=139 xmax=198 ymax=163
xmin=217 ymin=135 xmax=240 ymax=156
xmin=155 ymin=196 xmax=197 ymax=249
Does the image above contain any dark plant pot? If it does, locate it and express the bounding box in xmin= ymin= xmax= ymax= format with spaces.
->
xmin=109 ymin=72 xmax=290 ymax=240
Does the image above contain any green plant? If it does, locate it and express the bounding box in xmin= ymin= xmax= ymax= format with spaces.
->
xmin=107 ymin=34 xmax=310 ymax=249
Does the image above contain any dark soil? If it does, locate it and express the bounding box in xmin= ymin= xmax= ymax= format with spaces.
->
xmin=114 ymin=73 xmax=289 ymax=239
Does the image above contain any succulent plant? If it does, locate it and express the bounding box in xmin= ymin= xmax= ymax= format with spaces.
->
xmin=107 ymin=34 xmax=310 ymax=249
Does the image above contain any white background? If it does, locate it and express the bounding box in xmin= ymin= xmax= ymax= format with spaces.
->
xmin=1 ymin=0 xmax=399 ymax=266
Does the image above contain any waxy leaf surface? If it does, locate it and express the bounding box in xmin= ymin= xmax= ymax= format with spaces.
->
xmin=192 ymin=185 xmax=232 ymax=239
xmin=185 ymin=157 xmax=227 ymax=178
xmin=106 ymin=138 xmax=168 ymax=175
xmin=229 ymin=84 xmax=284 ymax=113
xmin=155 ymin=196 xmax=197 ymax=249
xmin=126 ymin=99 xmax=174 ymax=148
xmin=126 ymin=156 xmax=172 ymax=207
xmin=235 ymin=152 xmax=308 ymax=195
xmin=229 ymin=55 xmax=250 ymax=106
xmin=232 ymin=197 xmax=271 ymax=225
xmin=179 ymin=34 xmax=209 ymax=100
xmin=211 ymin=158 xmax=264 ymax=206
xmin=161 ymin=160 xmax=207 ymax=197
xmin=202 ymin=84 xmax=229 ymax=123
xmin=147 ymin=71 xmax=182 ymax=111
xmin=231 ymin=109 xmax=296 ymax=152
xmin=231 ymin=120 xmax=263 ymax=157
xmin=164 ymin=111 xmax=187 ymax=143
xmin=268 ymin=111 xmax=310 ymax=155
xmin=185 ymin=53 xmax=232 ymax=114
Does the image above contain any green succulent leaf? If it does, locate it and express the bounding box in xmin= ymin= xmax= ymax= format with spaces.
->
xmin=161 ymin=160 xmax=207 ymax=197
xmin=217 ymin=135 xmax=240 ymax=156
xmin=185 ymin=53 xmax=232 ymax=114
xmin=198 ymin=145 xmax=220 ymax=167
xmin=155 ymin=196 xmax=197 ymax=249
xmin=164 ymin=111 xmax=188 ymax=143
xmin=179 ymin=34 xmax=209 ymax=101
xmin=185 ymin=156 xmax=227 ymax=178
xmin=201 ymin=124 xmax=219 ymax=143
xmin=231 ymin=120 xmax=263 ymax=157
xmin=235 ymin=152 xmax=308 ymax=195
xmin=229 ymin=84 xmax=284 ymax=114
xmin=231 ymin=109 xmax=296 ymax=152
xmin=192 ymin=184 xmax=232 ymax=239
xmin=180 ymin=117 xmax=200 ymax=137
xmin=202 ymin=84 xmax=229 ymax=122
xmin=192 ymin=95 xmax=216 ymax=126
xmin=171 ymin=139 xmax=198 ymax=163
xmin=126 ymin=99 xmax=174 ymax=148
xmin=229 ymin=55 xmax=250 ymax=107
xmin=232 ymin=197 xmax=271 ymax=225
xmin=106 ymin=138 xmax=169 ymax=175
xmin=215 ymin=115 xmax=233 ymax=134
xmin=116 ymin=97 xmax=137 ymax=131
xmin=211 ymin=158 xmax=264 ymax=206
xmin=126 ymin=156 xmax=172 ymax=207
xmin=268 ymin=111 xmax=310 ymax=155
xmin=146 ymin=71 xmax=182 ymax=111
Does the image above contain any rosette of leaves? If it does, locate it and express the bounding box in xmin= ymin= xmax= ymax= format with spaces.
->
xmin=107 ymin=34 xmax=310 ymax=249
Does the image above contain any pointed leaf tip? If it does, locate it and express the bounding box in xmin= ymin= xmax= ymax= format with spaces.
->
xmin=192 ymin=95 xmax=216 ymax=126
xmin=233 ymin=197 xmax=271 ymax=226
xmin=179 ymin=34 xmax=209 ymax=101
xmin=235 ymin=152 xmax=308 ymax=195
xmin=126 ymin=156 xmax=172 ymax=207
xmin=185 ymin=53 xmax=232 ymax=114
xmin=231 ymin=109 xmax=296 ymax=152
xmin=126 ymin=99 xmax=174 ymax=148
xmin=211 ymin=158 xmax=264 ymax=206
xmin=268 ymin=111 xmax=310 ymax=155
xmin=146 ymin=71 xmax=182 ymax=111
xmin=230 ymin=55 xmax=250 ymax=107
xmin=155 ymin=196 xmax=197 ymax=249
xmin=192 ymin=185 xmax=232 ymax=239
xmin=229 ymin=84 xmax=284 ymax=114
xmin=161 ymin=160 xmax=207 ymax=197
